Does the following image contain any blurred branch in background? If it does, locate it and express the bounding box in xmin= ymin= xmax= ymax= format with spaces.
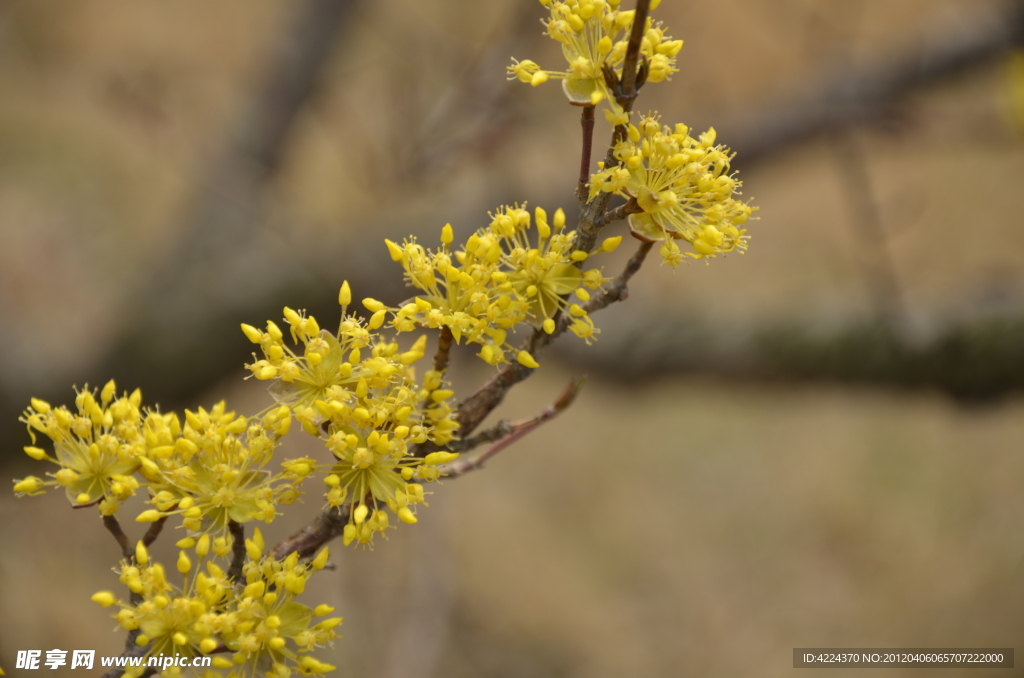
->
xmin=561 ymin=313 xmax=1024 ymax=402
xmin=724 ymin=0 xmax=1024 ymax=168
xmin=87 ymin=0 xmax=360 ymax=399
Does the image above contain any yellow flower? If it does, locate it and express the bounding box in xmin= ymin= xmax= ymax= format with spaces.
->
xmin=590 ymin=113 xmax=754 ymax=265
xmin=16 ymin=382 xmax=145 ymax=508
xmin=509 ymin=0 xmax=682 ymax=109
xmin=141 ymin=402 xmax=309 ymax=535
xmin=389 ymin=205 xmax=608 ymax=364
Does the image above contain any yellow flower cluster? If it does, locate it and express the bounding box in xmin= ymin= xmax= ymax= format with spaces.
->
xmin=137 ymin=402 xmax=312 ymax=536
xmin=589 ymin=113 xmax=754 ymax=265
xmin=243 ymin=296 xmax=460 ymax=545
xmin=386 ymin=205 xmax=619 ymax=366
xmin=16 ymin=382 xmax=146 ymax=514
xmin=93 ymin=536 xmax=340 ymax=677
xmin=508 ymin=0 xmax=681 ymax=112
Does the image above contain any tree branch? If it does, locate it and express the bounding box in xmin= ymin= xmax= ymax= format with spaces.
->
xmin=142 ymin=515 xmax=168 ymax=548
xmin=102 ymin=515 xmax=133 ymax=561
xmin=433 ymin=326 xmax=455 ymax=375
xmin=441 ymin=377 xmax=584 ymax=478
xmin=272 ymin=505 xmax=351 ymax=560
xmin=227 ymin=520 xmax=246 ymax=583
xmin=617 ymin=0 xmax=651 ymax=109
xmin=576 ymin=105 xmax=596 ymax=205
xmin=600 ymin=197 xmax=641 ymax=226
xmin=454 ymin=241 xmax=654 ymax=438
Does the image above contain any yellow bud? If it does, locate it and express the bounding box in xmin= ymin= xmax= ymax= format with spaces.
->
xmin=101 ymin=379 xmax=117 ymax=404
xmin=369 ymin=309 xmax=387 ymax=330
xmin=172 ymin=632 xmax=188 ymax=646
xmin=312 ymin=547 xmax=330 ymax=570
xmin=338 ymin=280 xmax=352 ymax=306
xmin=363 ymin=298 xmax=384 ymax=313
xmin=318 ymin=617 xmax=343 ymax=631
xmin=268 ymin=637 xmax=286 ymax=650
xmin=241 ymin=324 xmax=263 ymax=344
xmin=543 ymin=318 xmax=556 ymax=334
xmin=570 ymin=250 xmax=589 ymax=262
xmin=135 ymin=542 xmax=149 ymax=566
xmin=13 ymin=477 xmax=44 ymax=494
xmin=601 ymin=235 xmax=622 ymax=252
xmin=211 ymin=657 xmax=233 ymax=669
xmin=353 ymin=504 xmax=369 ymax=525
xmin=554 ymin=208 xmax=566 ymax=229
xmin=175 ymin=537 xmax=196 ymax=549
xmin=385 ymin=239 xmax=404 ymax=261
xmin=200 ymin=638 xmax=218 ymax=654
xmin=441 ymin=223 xmax=454 ymax=244
xmin=424 ymin=451 xmax=458 ymax=465
xmin=76 ymin=493 xmax=91 ymax=504
xmin=246 ymin=539 xmax=262 ymax=561
xmin=23 ymin=446 xmax=46 ymax=460
xmin=398 ymin=507 xmax=418 ymax=524
xmin=177 ymin=551 xmax=192 ymax=574
xmin=135 ymin=510 xmax=162 ymax=523
xmin=343 ymin=524 xmax=357 ymax=546
xmin=91 ymin=591 xmax=116 ymax=607
xmin=530 ymin=70 xmax=549 ymax=86
xmin=314 ymin=604 xmax=335 ymax=616
xmin=30 ymin=398 xmax=51 ymax=413
xmin=516 ymin=350 xmax=540 ymax=369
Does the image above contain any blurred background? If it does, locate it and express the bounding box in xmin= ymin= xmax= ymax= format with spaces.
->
xmin=1 ymin=0 xmax=1024 ymax=675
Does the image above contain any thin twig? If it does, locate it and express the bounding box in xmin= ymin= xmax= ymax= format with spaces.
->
xmin=583 ymin=241 xmax=653 ymax=313
xmin=618 ymin=0 xmax=651 ymax=108
xmin=448 ymin=420 xmax=514 ymax=453
xmin=227 ymin=520 xmax=246 ymax=583
xmin=142 ymin=515 xmax=168 ymax=547
xmin=600 ymin=197 xmax=641 ymax=226
xmin=454 ymin=240 xmax=653 ymax=438
xmin=102 ymin=515 xmax=133 ymax=561
xmin=576 ymin=105 xmax=596 ymax=205
xmin=272 ymin=505 xmax=351 ymax=560
xmin=441 ymin=377 xmax=585 ymax=478
xmin=574 ymin=0 xmax=652 ymax=256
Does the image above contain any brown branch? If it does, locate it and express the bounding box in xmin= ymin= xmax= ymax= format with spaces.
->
xmin=576 ymin=105 xmax=596 ymax=205
xmin=142 ymin=515 xmax=168 ymax=547
xmin=433 ymin=326 xmax=455 ymax=375
xmin=442 ymin=377 xmax=585 ymax=478
xmin=227 ymin=520 xmax=246 ymax=583
xmin=617 ymin=0 xmax=651 ymax=109
xmin=272 ymin=505 xmax=351 ymax=560
xmin=600 ymin=197 xmax=641 ymax=226
xmin=454 ymin=240 xmax=654 ymax=438
xmin=584 ymin=241 xmax=654 ymax=313
xmin=102 ymin=515 xmax=133 ymax=561
xmin=448 ymin=420 xmax=514 ymax=453
xmin=574 ymin=0 xmax=652 ymax=257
